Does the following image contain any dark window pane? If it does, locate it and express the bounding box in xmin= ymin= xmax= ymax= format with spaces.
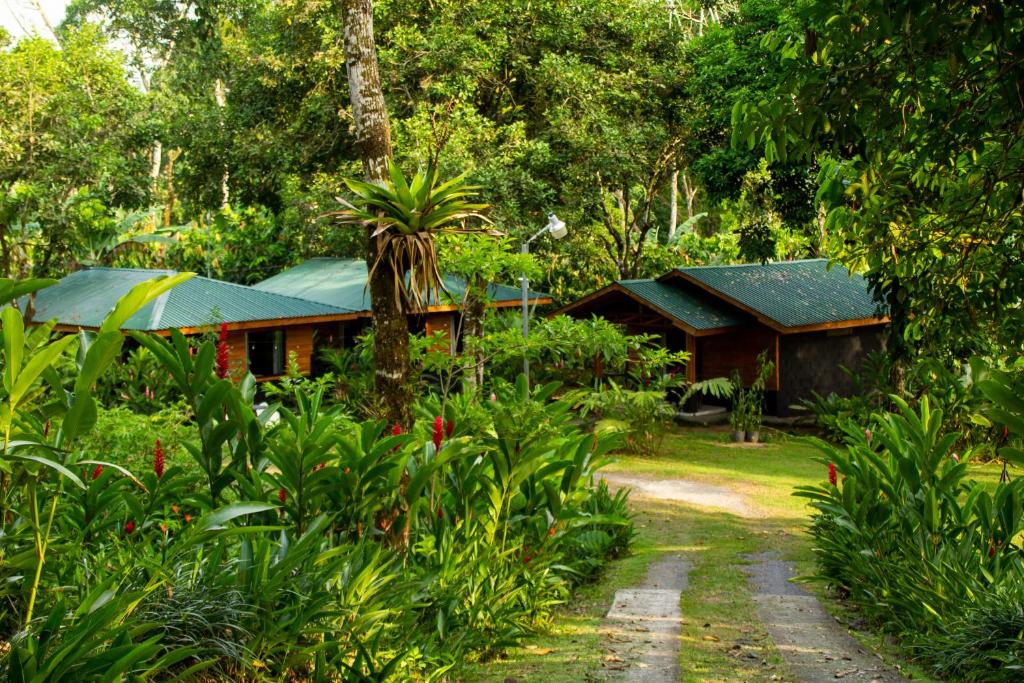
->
xmin=247 ymin=330 xmax=284 ymax=376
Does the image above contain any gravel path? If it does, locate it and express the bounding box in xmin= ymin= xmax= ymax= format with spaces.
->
xmin=603 ymin=555 xmax=691 ymax=682
xmin=745 ymin=552 xmax=906 ymax=683
xmin=601 ymin=472 xmax=907 ymax=683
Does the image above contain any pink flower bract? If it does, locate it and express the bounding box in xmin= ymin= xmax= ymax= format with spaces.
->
xmin=432 ymin=416 xmax=444 ymax=450
xmin=216 ymin=322 xmax=230 ymax=379
xmin=154 ymin=438 xmax=165 ymax=479
xmin=828 ymin=462 xmax=838 ymax=486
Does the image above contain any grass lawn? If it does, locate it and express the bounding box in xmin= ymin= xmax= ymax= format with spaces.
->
xmin=462 ymin=425 xmax=1009 ymax=682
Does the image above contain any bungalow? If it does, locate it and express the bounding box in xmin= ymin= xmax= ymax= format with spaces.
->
xmin=27 ymin=267 xmax=359 ymax=380
xmin=253 ymin=258 xmax=552 ymax=353
xmin=555 ymin=259 xmax=889 ymax=415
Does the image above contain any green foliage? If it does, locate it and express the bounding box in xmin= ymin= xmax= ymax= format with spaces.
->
xmin=735 ymin=0 xmax=1024 ymax=361
xmin=0 ymin=26 xmax=150 ymax=278
xmin=0 ymin=276 xmax=631 ymax=680
xmin=796 ymin=396 xmax=1024 ymax=680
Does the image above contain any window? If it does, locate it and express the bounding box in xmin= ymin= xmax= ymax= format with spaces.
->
xmin=247 ymin=330 xmax=285 ymax=377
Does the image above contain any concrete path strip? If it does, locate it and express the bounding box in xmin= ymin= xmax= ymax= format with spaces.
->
xmin=603 ymin=555 xmax=691 ymax=682
xmin=602 ymin=472 xmax=760 ymax=518
xmin=745 ymin=552 xmax=906 ymax=683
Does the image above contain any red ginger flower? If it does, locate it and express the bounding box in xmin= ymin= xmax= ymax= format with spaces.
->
xmin=828 ymin=462 xmax=838 ymax=486
xmin=154 ymin=438 xmax=165 ymax=479
xmin=989 ymin=543 xmax=997 ymax=559
xmin=445 ymin=419 xmax=454 ymax=438
xmin=391 ymin=423 xmax=402 ymax=436
xmin=91 ymin=464 xmax=103 ymax=480
xmin=278 ymin=488 xmax=287 ymax=503
xmin=865 ymin=429 xmax=872 ymax=444
xmin=432 ymin=416 xmax=444 ymax=451
xmin=215 ymin=322 xmax=230 ymax=379
xmin=124 ymin=519 xmax=135 ymax=534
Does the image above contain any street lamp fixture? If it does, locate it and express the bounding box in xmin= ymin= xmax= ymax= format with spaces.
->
xmin=521 ymin=213 xmax=568 ymax=386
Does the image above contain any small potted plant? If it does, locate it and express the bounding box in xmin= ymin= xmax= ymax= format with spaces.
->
xmin=744 ymin=351 xmax=775 ymax=444
xmin=744 ymin=394 xmax=762 ymax=443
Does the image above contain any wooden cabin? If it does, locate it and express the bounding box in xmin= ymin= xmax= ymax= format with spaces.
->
xmin=555 ymin=259 xmax=889 ymax=415
xmin=28 ymin=268 xmax=358 ymax=380
xmin=253 ymin=258 xmax=552 ymax=358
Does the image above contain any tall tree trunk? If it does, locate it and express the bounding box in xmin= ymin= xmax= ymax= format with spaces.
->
xmin=461 ymin=276 xmax=487 ymax=391
xmin=342 ymin=0 xmax=412 ymax=427
xmin=213 ymin=79 xmax=230 ymax=208
xmin=668 ymin=170 xmax=678 ymax=240
xmin=682 ymin=172 xmax=697 ymax=221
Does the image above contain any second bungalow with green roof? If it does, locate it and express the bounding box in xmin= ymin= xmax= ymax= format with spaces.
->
xmin=253 ymin=258 xmax=552 ymax=353
xmin=556 ymin=259 xmax=889 ymax=415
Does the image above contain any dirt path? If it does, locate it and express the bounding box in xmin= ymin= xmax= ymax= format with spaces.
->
xmin=745 ymin=552 xmax=905 ymax=683
xmin=601 ymin=473 xmax=759 ymax=518
xmin=603 ymin=555 xmax=691 ymax=681
xmin=601 ymin=473 xmax=906 ymax=683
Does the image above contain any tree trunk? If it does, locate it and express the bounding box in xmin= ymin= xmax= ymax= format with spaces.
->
xmin=342 ymin=0 xmax=412 ymax=427
xmin=668 ymin=170 xmax=678 ymax=240
xmin=682 ymin=172 xmax=697 ymax=221
xmin=461 ymin=277 xmax=487 ymax=391
xmin=213 ymin=79 xmax=230 ymax=208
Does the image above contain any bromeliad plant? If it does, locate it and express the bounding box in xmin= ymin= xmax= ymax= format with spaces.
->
xmin=328 ymin=160 xmax=491 ymax=309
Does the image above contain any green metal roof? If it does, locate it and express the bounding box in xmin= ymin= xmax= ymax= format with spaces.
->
xmin=618 ymin=280 xmax=743 ymax=331
xmin=253 ymin=258 xmax=546 ymax=312
xmin=29 ymin=268 xmax=355 ymax=331
xmin=666 ymin=259 xmax=883 ymax=329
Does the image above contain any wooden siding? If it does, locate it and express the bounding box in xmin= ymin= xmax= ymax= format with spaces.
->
xmin=224 ymin=323 xmax=317 ymax=379
xmin=285 ymin=325 xmax=315 ymax=375
xmin=697 ymin=325 xmax=780 ymax=390
xmin=424 ymin=313 xmax=454 ymax=353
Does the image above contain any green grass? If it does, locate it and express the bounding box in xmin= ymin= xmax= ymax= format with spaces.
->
xmin=463 ymin=425 xmax=1007 ymax=682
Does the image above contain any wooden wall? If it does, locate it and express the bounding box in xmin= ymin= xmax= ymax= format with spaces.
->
xmin=223 ymin=323 xmax=317 ymax=379
xmin=424 ymin=313 xmax=455 ymax=353
xmin=697 ymin=325 xmax=780 ymax=390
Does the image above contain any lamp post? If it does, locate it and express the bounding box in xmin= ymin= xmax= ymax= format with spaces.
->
xmin=521 ymin=213 xmax=568 ymax=386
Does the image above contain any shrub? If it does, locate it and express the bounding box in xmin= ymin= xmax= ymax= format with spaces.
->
xmin=796 ymin=396 xmax=1024 ymax=680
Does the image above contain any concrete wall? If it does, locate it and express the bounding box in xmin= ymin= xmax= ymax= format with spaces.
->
xmin=775 ymin=326 xmax=885 ymax=415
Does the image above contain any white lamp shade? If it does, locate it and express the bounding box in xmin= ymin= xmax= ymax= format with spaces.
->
xmin=546 ymin=213 xmax=568 ymax=239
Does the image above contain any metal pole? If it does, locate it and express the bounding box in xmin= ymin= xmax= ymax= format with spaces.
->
xmin=521 ymin=240 xmax=530 ymax=386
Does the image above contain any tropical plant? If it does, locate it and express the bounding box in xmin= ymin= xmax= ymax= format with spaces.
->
xmin=795 ymin=396 xmax=1024 ymax=680
xmin=328 ymin=161 xmax=491 ymax=310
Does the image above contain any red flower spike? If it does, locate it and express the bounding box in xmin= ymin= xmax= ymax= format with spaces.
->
xmin=278 ymin=488 xmax=287 ymax=503
xmin=548 ymin=526 xmax=556 ymax=537
xmin=1002 ymin=426 xmax=1009 ymax=441
xmin=91 ymin=464 xmax=103 ymax=480
xmin=432 ymin=416 xmax=444 ymax=451
xmin=215 ymin=322 xmax=230 ymax=379
xmin=864 ymin=429 xmax=872 ymax=444
xmin=124 ymin=519 xmax=135 ymax=534
xmin=445 ymin=419 xmax=454 ymax=438
xmin=989 ymin=544 xmax=997 ymax=559
xmin=391 ymin=423 xmax=402 ymax=436
xmin=154 ymin=438 xmax=165 ymax=479
xmin=828 ymin=462 xmax=838 ymax=487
